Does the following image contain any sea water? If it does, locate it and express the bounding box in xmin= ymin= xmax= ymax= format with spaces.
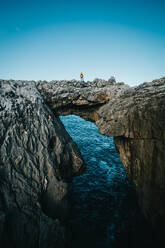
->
xmin=60 ymin=115 xmax=152 ymax=248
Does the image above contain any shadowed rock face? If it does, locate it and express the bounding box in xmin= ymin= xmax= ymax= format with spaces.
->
xmin=0 ymin=80 xmax=85 ymax=248
xmin=97 ymin=77 xmax=165 ymax=245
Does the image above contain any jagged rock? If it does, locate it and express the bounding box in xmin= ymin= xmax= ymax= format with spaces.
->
xmin=1 ymin=77 xmax=165 ymax=247
xmin=97 ymin=77 xmax=165 ymax=245
xmin=37 ymin=77 xmax=165 ymax=245
xmin=0 ymin=80 xmax=85 ymax=248
xmin=37 ymin=77 xmax=165 ymax=244
xmin=37 ymin=79 xmax=129 ymax=122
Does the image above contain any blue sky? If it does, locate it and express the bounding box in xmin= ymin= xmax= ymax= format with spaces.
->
xmin=0 ymin=0 xmax=165 ymax=85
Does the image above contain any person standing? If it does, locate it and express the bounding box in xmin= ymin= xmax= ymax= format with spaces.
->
xmin=80 ymin=72 xmax=84 ymax=82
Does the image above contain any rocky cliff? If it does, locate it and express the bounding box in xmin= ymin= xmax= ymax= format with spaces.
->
xmin=97 ymin=77 xmax=165 ymax=245
xmin=0 ymin=77 xmax=165 ymax=247
xmin=38 ymin=77 xmax=165 ymax=245
xmin=0 ymin=80 xmax=85 ymax=248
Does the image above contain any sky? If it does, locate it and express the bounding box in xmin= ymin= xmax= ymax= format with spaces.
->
xmin=0 ymin=0 xmax=165 ymax=86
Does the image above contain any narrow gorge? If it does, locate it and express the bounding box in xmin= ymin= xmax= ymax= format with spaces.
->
xmin=0 ymin=77 xmax=165 ymax=247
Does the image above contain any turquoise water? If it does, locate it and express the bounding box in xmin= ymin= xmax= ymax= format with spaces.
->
xmin=60 ymin=115 xmax=152 ymax=248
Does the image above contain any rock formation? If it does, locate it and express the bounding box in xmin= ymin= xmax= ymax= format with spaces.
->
xmin=38 ymin=77 xmax=165 ymax=245
xmin=37 ymin=78 xmax=129 ymax=122
xmin=0 ymin=80 xmax=85 ymax=248
xmin=97 ymin=77 xmax=165 ymax=245
xmin=0 ymin=77 xmax=165 ymax=247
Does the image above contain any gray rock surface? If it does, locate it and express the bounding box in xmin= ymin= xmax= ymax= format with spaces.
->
xmin=37 ymin=79 xmax=129 ymax=122
xmin=38 ymin=77 xmax=165 ymax=245
xmin=1 ymin=77 xmax=165 ymax=246
xmin=0 ymin=80 xmax=85 ymax=248
xmin=97 ymin=77 xmax=165 ymax=245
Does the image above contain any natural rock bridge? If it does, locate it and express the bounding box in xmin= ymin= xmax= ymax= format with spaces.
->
xmin=38 ymin=77 xmax=165 ymax=245
xmin=37 ymin=79 xmax=128 ymax=122
xmin=0 ymin=77 xmax=165 ymax=247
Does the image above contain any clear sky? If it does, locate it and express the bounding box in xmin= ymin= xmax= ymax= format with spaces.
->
xmin=0 ymin=0 xmax=165 ymax=85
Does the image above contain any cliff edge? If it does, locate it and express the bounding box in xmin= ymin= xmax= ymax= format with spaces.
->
xmin=97 ymin=77 xmax=165 ymax=245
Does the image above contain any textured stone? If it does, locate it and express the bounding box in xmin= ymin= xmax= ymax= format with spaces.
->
xmin=37 ymin=79 xmax=129 ymax=122
xmin=1 ymin=77 xmax=165 ymax=246
xmin=0 ymin=80 xmax=85 ymax=247
xmin=38 ymin=77 xmax=165 ymax=244
xmin=97 ymin=77 xmax=165 ymax=245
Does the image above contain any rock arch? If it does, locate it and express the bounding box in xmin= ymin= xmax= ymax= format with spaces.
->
xmin=0 ymin=78 xmax=165 ymax=246
xmin=38 ymin=78 xmax=165 ymax=245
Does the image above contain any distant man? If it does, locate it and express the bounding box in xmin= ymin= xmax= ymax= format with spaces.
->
xmin=80 ymin=73 xmax=84 ymax=82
